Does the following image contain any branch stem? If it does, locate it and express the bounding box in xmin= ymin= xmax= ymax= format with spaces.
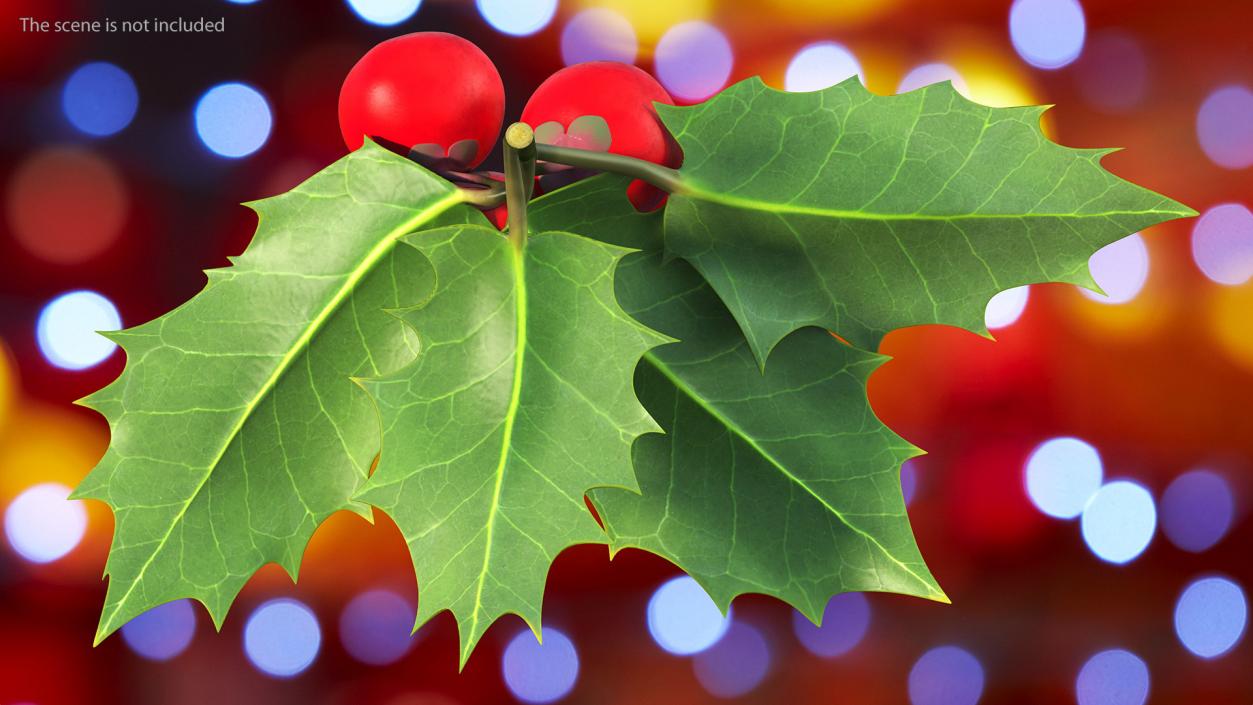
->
xmin=503 ymin=123 xmax=537 ymax=250
xmin=535 ymin=143 xmax=685 ymax=194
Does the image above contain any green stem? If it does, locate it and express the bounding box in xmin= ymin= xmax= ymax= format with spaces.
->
xmin=535 ymin=143 xmax=685 ymax=195
xmin=503 ymin=123 xmax=537 ymax=250
xmin=459 ymin=184 xmax=506 ymax=209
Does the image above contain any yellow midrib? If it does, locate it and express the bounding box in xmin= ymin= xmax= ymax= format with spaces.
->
xmin=99 ymin=189 xmax=464 ymax=642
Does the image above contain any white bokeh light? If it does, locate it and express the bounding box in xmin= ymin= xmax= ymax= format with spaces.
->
xmin=1196 ymin=85 xmax=1253 ymax=170
xmin=477 ymin=0 xmax=558 ymax=37
xmin=121 ymin=599 xmax=197 ymax=662
xmin=1079 ymin=233 xmax=1150 ymax=304
xmin=1010 ymin=0 xmax=1086 ymax=69
xmin=561 ymin=8 xmax=638 ymax=65
xmin=1025 ymin=437 xmax=1103 ymax=519
xmin=36 ymin=290 xmax=122 ymax=371
xmin=985 ymin=286 xmax=1031 ymax=329
xmin=1191 ymin=204 xmax=1253 ymax=285
xmin=344 ymin=0 xmax=421 ymax=25
xmin=4 ymin=483 xmax=88 ymax=564
xmin=897 ymin=63 xmax=969 ymax=96
xmin=1081 ymin=481 xmax=1156 ymax=564
xmin=655 ymin=21 xmax=734 ymax=102
xmin=785 ymin=42 xmax=863 ymax=92
xmin=647 ymin=576 xmax=731 ymax=655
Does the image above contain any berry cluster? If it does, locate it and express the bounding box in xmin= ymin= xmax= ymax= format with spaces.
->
xmin=338 ymin=32 xmax=681 ymax=224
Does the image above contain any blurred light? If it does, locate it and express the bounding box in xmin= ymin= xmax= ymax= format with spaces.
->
xmin=502 ymin=627 xmax=579 ymax=704
xmin=792 ymin=593 xmax=870 ymax=658
xmin=4 ymin=482 xmax=87 ymax=563
xmin=654 ymin=21 xmax=733 ymax=102
xmin=477 ymin=0 xmax=557 ymax=37
xmin=897 ymin=63 xmax=969 ymax=96
xmin=647 ymin=576 xmax=731 ymax=655
xmin=1076 ymin=31 xmax=1148 ymax=113
xmin=62 ymin=62 xmax=139 ymax=137
xmin=194 ymin=83 xmax=272 ymax=158
xmin=573 ymin=0 xmax=712 ymax=44
xmin=561 ymin=9 xmax=637 ymax=65
xmin=1079 ymin=233 xmax=1149 ymax=304
xmin=345 ymin=0 xmax=421 ymax=26
xmin=1174 ymin=576 xmax=1247 ymax=659
xmin=5 ymin=147 xmax=128 ymax=265
xmin=908 ymin=645 xmax=985 ymax=705
xmin=0 ymin=340 xmax=12 ymax=423
xmin=339 ymin=589 xmax=417 ymax=666
xmin=1161 ymin=470 xmax=1234 ymax=553
xmin=1191 ymin=204 xmax=1253 ymax=285
xmin=1206 ymin=280 xmax=1253 ymax=371
xmin=1075 ymin=649 xmax=1149 ymax=705
xmin=243 ymin=598 xmax=321 ymax=678
xmin=985 ymin=286 xmax=1030 ymax=329
xmin=1196 ymin=85 xmax=1253 ymax=170
xmin=1081 ymin=481 xmax=1156 ymax=564
xmin=784 ymin=42 xmax=862 ymax=92
xmin=1009 ymin=0 xmax=1086 ymax=70
xmin=692 ymin=621 xmax=771 ymax=698
xmin=226 ymin=0 xmax=262 ymax=4
xmin=121 ymin=600 xmax=197 ymax=662
xmin=36 ymin=290 xmax=122 ymax=371
xmin=1025 ymin=437 xmax=1103 ymax=519
xmin=901 ymin=459 xmax=919 ymax=505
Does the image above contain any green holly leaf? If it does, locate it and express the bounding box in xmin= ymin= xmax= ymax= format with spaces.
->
xmin=660 ymin=77 xmax=1196 ymax=362
xmin=355 ymin=223 xmax=668 ymax=667
xmin=591 ymin=252 xmax=944 ymax=621
xmin=73 ymin=142 xmax=478 ymax=643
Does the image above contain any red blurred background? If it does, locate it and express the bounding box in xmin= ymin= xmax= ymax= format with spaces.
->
xmin=1 ymin=0 xmax=1251 ymax=703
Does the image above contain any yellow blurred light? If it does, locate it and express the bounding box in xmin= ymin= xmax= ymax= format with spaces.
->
xmin=1205 ymin=282 xmax=1253 ymax=371
xmin=764 ymin=0 xmax=902 ymax=25
xmin=1064 ymin=280 xmax=1169 ymax=339
xmin=932 ymin=33 xmax=1054 ymax=137
xmin=0 ymin=340 xmax=13 ymax=425
xmin=0 ymin=402 xmax=107 ymax=500
xmin=575 ymin=0 xmax=712 ymax=44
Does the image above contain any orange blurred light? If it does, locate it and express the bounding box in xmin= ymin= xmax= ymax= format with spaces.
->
xmin=574 ymin=0 xmax=712 ymax=45
xmin=5 ymin=147 xmax=128 ymax=265
xmin=1205 ymin=281 xmax=1253 ymax=371
xmin=763 ymin=0 xmax=902 ymax=26
xmin=0 ymin=339 xmax=13 ymax=426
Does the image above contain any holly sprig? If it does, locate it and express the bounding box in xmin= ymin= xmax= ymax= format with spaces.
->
xmin=77 ymin=60 xmax=1193 ymax=666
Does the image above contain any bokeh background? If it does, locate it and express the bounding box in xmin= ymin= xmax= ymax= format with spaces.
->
xmin=2 ymin=0 xmax=1252 ymax=703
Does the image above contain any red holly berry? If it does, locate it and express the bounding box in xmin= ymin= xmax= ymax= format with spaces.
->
xmin=521 ymin=62 xmax=681 ymax=211
xmin=339 ymin=32 xmax=505 ymax=169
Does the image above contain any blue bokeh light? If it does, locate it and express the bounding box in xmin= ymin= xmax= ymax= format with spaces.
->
xmin=194 ymin=83 xmax=272 ymax=159
xmin=3 ymin=483 xmax=87 ymax=564
xmin=985 ymin=286 xmax=1031 ymax=330
xmin=908 ymin=645 xmax=985 ymax=705
xmin=502 ymin=627 xmax=580 ymax=704
xmin=792 ymin=593 xmax=871 ymax=658
xmin=345 ymin=0 xmax=421 ymax=26
xmin=36 ymin=290 xmax=122 ymax=371
xmin=692 ymin=621 xmax=771 ymax=698
xmin=1024 ymin=437 xmax=1103 ymax=519
xmin=339 ymin=589 xmax=417 ymax=666
xmin=647 ymin=576 xmax=732 ymax=655
xmin=243 ymin=598 xmax=321 ymax=678
xmin=476 ymin=0 xmax=557 ymax=37
xmin=901 ymin=460 xmax=919 ymax=505
xmin=1009 ymin=0 xmax=1086 ymax=69
xmin=1196 ymin=85 xmax=1253 ymax=170
xmin=784 ymin=42 xmax=863 ymax=92
xmin=121 ymin=599 xmax=197 ymax=662
xmin=561 ymin=8 xmax=638 ymax=65
xmin=1081 ymin=481 xmax=1156 ymax=564
xmin=1174 ymin=576 xmax=1247 ymax=659
xmin=62 ymin=62 xmax=139 ymax=137
xmin=655 ymin=21 xmax=734 ymax=102
xmin=1075 ymin=649 xmax=1149 ymax=705
xmin=1161 ymin=470 xmax=1234 ymax=553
